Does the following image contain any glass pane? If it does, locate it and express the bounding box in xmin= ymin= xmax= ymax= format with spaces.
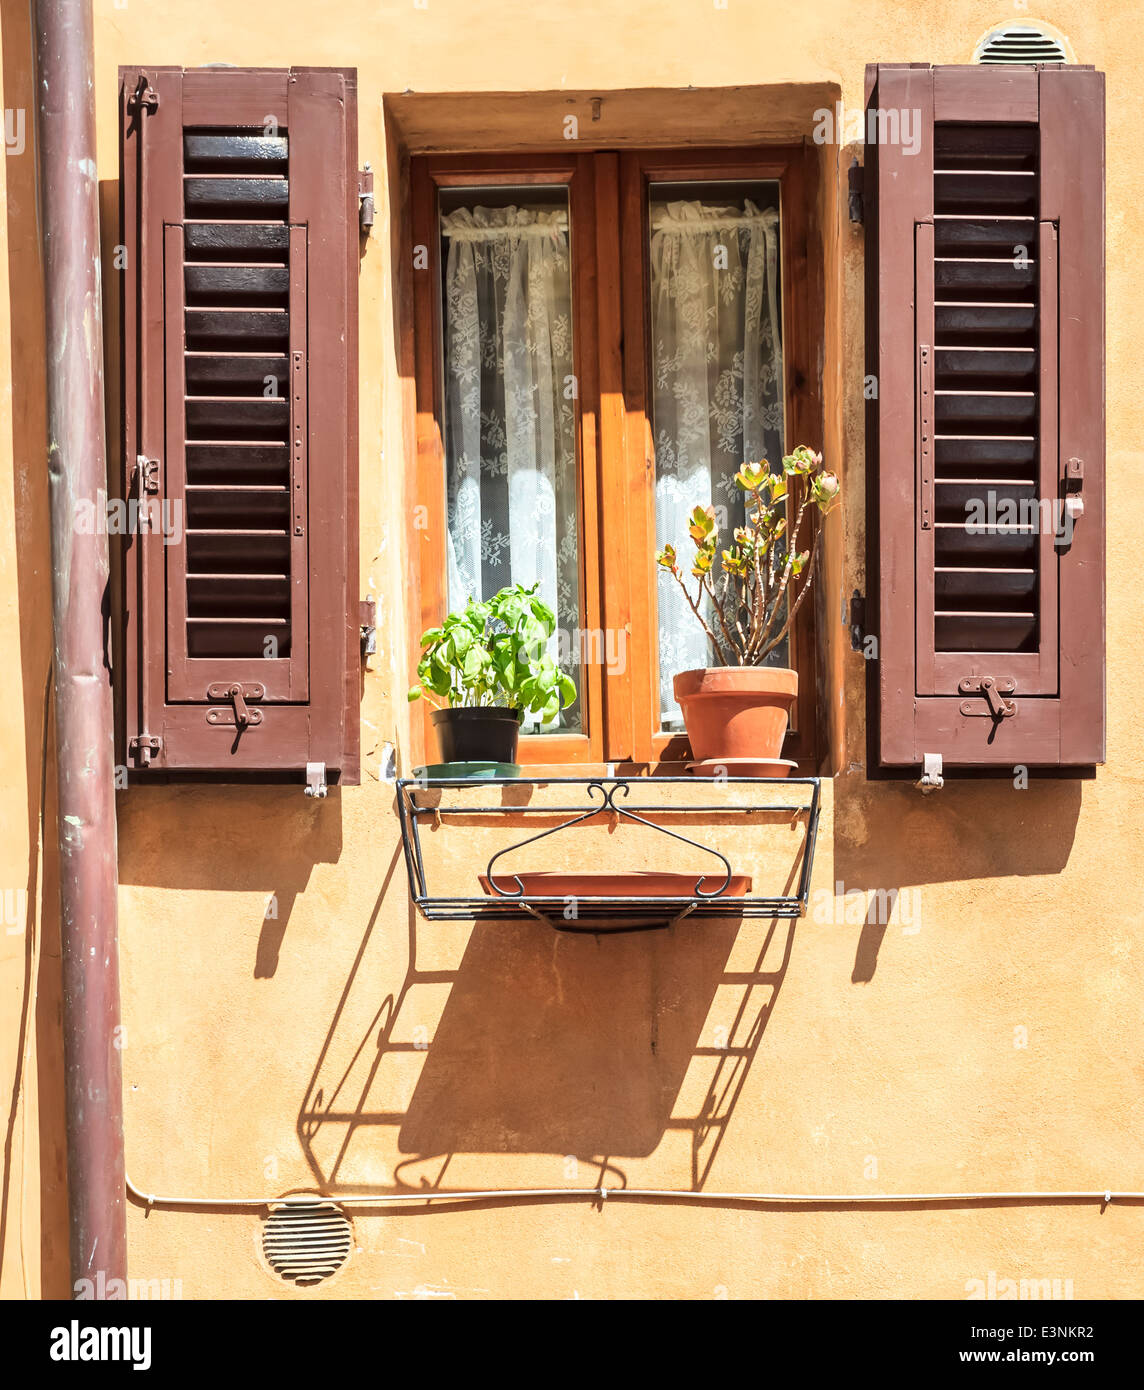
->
xmin=440 ymin=186 xmax=581 ymax=733
xmin=649 ymin=180 xmax=786 ymax=732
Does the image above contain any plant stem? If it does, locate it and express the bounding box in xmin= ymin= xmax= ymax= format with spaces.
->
xmin=670 ymin=567 xmax=725 ymax=661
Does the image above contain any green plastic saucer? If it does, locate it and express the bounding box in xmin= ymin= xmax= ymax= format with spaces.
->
xmin=412 ymin=762 xmax=522 ymax=780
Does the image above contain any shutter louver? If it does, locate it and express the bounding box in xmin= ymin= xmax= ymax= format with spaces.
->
xmin=930 ymin=121 xmax=1040 ymax=659
xmin=182 ymin=128 xmax=296 ymax=667
xmin=865 ymin=64 xmax=1105 ymax=771
xmin=120 ymin=67 xmax=359 ymax=782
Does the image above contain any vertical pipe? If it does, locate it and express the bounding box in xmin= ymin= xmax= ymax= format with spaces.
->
xmin=34 ymin=0 xmax=126 ymax=1293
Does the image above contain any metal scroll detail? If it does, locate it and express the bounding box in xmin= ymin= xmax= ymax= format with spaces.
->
xmin=483 ymin=780 xmax=735 ymax=899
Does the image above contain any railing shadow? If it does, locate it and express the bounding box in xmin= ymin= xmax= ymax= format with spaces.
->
xmin=297 ymin=832 xmax=800 ymax=1195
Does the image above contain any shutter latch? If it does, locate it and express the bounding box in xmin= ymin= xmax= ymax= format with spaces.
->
xmin=206 ymin=681 xmax=265 ymax=728
xmin=917 ymin=753 xmax=944 ymax=792
xmin=1060 ymin=457 xmax=1085 ymax=540
xmin=958 ymin=676 xmax=1016 ymax=720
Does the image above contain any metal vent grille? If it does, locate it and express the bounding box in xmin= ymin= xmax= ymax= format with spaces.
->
xmin=973 ymin=24 xmax=1069 ymax=65
xmin=261 ymin=1197 xmax=352 ymax=1286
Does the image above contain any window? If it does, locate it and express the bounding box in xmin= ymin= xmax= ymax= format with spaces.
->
xmin=411 ymin=147 xmax=821 ymax=768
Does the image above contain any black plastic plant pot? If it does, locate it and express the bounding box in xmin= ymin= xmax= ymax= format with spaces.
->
xmin=431 ymin=707 xmax=521 ymax=766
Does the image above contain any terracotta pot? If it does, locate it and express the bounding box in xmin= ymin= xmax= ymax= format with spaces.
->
xmin=687 ymin=757 xmax=797 ymax=779
xmin=673 ymin=666 xmax=798 ymax=763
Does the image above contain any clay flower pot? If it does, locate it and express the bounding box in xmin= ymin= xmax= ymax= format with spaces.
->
xmin=673 ymin=666 xmax=798 ymax=765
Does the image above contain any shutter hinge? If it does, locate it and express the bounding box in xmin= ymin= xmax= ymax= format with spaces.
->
xmin=358 ymin=165 xmax=375 ymax=232
xmin=206 ymin=681 xmax=265 ymax=728
xmin=359 ymin=598 xmax=377 ymax=656
xmin=848 ymin=157 xmax=864 ymax=225
xmin=305 ymin=762 xmax=328 ymax=798
xmin=958 ymin=677 xmax=1016 ymax=720
xmin=129 ymin=734 xmax=162 ymax=767
xmin=127 ymin=74 xmax=160 ymax=115
xmin=846 ymin=590 xmax=866 ymax=651
xmin=134 ymin=454 xmax=160 ymax=496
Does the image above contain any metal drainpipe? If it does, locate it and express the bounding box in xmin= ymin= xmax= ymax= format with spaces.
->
xmin=34 ymin=0 xmax=126 ymax=1293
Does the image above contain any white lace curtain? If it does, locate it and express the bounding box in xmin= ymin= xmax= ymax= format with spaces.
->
xmin=650 ymin=199 xmax=785 ymax=727
xmin=442 ymin=204 xmax=580 ymax=729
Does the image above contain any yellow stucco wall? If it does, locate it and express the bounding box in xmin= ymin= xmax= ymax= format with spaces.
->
xmin=2 ymin=0 xmax=1143 ymax=1299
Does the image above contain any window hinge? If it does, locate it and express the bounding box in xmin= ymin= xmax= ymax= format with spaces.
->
xmin=848 ymin=157 xmax=864 ymax=225
xmin=917 ymin=753 xmax=944 ymax=792
xmin=305 ymin=762 xmax=328 ymax=798
xmin=358 ymin=165 xmax=374 ymax=232
xmin=359 ymin=598 xmax=377 ymax=656
xmin=206 ymin=681 xmax=265 ymax=729
xmin=958 ymin=677 xmax=1016 ymax=720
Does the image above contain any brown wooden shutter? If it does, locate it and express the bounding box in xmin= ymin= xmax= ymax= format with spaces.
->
xmin=120 ymin=67 xmax=359 ymax=782
xmin=865 ymin=63 xmax=1105 ymax=771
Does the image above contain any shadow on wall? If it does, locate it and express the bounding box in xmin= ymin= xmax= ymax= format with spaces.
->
xmin=0 ymin=0 xmax=71 ymax=1298
xmin=116 ymin=786 xmax=345 ymax=980
xmin=298 ymin=844 xmax=799 ymax=1192
xmin=832 ymin=770 xmax=1083 ymax=983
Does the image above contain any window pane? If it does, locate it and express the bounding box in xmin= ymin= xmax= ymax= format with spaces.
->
xmin=440 ymin=187 xmax=581 ymax=733
xmin=649 ymin=181 xmax=786 ymax=731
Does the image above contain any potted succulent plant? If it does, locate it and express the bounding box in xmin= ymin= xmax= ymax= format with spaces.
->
xmin=408 ymin=582 xmax=576 ymax=775
xmin=655 ymin=446 xmax=840 ymax=773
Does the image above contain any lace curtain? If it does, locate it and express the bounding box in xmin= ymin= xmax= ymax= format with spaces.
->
xmin=650 ymin=199 xmax=785 ymax=728
xmin=442 ymin=203 xmax=580 ymax=730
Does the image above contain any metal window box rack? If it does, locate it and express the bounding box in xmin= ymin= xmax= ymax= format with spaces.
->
xmin=397 ymin=776 xmax=821 ymax=932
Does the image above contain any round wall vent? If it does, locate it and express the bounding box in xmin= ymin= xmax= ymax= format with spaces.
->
xmin=973 ymin=22 xmax=1072 ymax=65
xmin=261 ymin=1196 xmax=352 ymax=1287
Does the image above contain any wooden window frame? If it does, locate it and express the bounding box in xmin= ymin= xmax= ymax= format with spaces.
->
xmin=409 ymin=144 xmax=823 ymax=771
